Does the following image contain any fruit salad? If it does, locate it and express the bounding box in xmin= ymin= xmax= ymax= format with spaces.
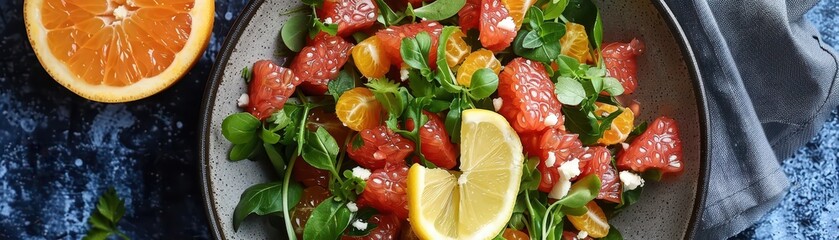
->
xmin=220 ymin=0 xmax=685 ymax=239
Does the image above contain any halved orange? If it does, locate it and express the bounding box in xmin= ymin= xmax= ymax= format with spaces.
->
xmin=25 ymin=0 xmax=215 ymax=102
xmin=560 ymin=22 xmax=592 ymax=64
xmin=445 ymin=29 xmax=470 ymax=67
xmin=353 ymin=35 xmax=391 ymax=78
xmin=335 ymin=87 xmax=383 ymax=131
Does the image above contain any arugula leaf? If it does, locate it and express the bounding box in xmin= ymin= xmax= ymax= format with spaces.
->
xmin=374 ymin=0 xmax=405 ymax=26
xmin=279 ymin=104 xmax=305 ymax=145
xmin=232 ymin=182 xmax=302 ymax=231
xmin=435 ymin=27 xmax=465 ymax=93
xmin=83 ymin=187 xmax=128 ymax=240
xmin=331 ymin=170 xmax=368 ymax=202
xmin=328 ymin=70 xmax=356 ymax=101
xmin=602 ymin=225 xmax=624 ymax=240
xmin=508 ymin=194 xmax=527 ymax=230
xmin=445 ymin=99 xmax=463 ymax=144
xmin=468 ymin=68 xmax=499 ymax=100
xmin=522 ymin=31 xmax=543 ymax=49
xmin=554 ymin=76 xmax=586 ymax=105
xmin=241 ymin=67 xmax=252 ymax=83
xmin=408 ymin=69 xmax=434 ymax=97
xmin=400 ymin=33 xmax=431 ymax=75
xmin=555 ymin=174 xmax=601 ymax=208
xmin=412 ymin=0 xmax=466 ymax=21
xmin=222 ymin=113 xmax=261 ymax=144
xmin=542 ymin=0 xmax=569 ymax=20
xmin=310 ymin=18 xmax=338 ymax=38
xmin=281 ymin=14 xmax=311 ymax=52
xmin=301 ymin=127 xmax=340 ymax=174
xmin=366 ymin=78 xmax=406 ymax=117
xmin=602 ymin=77 xmax=625 ymax=96
xmin=520 ymin=157 xmax=542 ymax=192
xmin=303 ymin=197 xmax=353 ymax=240
xmin=264 ymin=143 xmax=286 ymax=175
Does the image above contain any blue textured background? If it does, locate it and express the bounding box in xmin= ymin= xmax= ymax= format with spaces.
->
xmin=0 ymin=0 xmax=836 ymax=239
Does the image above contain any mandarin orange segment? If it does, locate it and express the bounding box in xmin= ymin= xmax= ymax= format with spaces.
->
xmin=353 ymin=36 xmax=391 ymax=78
xmin=26 ymin=0 xmax=213 ymax=102
xmin=336 ymin=87 xmax=383 ymax=131
xmin=445 ymin=29 xmax=470 ymax=67
xmin=456 ymin=49 xmax=501 ymax=86
xmin=560 ymin=22 xmax=592 ymax=63
xmin=595 ymin=103 xmax=634 ymax=145
xmin=502 ymin=0 xmax=536 ymax=29
xmin=567 ymin=201 xmax=610 ymax=238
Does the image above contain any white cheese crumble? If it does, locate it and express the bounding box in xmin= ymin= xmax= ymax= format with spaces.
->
xmin=237 ymin=93 xmax=249 ymax=108
xmin=400 ymin=68 xmax=410 ymax=81
xmin=549 ymin=158 xmax=581 ymax=199
xmin=497 ymin=17 xmax=516 ymax=32
xmin=323 ymin=17 xmax=333 ymax=24
xmin=545 ymin=114 xmax=559 ymax=126
xmin=346 ymin=202 xmax=359 ymax=212
xmin=621 ymin=142 xmax=630 ymax=150
xmin=352 ymin=219 xmax=368 ymax=231
xmin=493 ymin=98 xmax=504 ymax=111
xmin=351 ymin=167 xmax=372 ymax=180
xmin=545 ymin=152 xmax=556 ymax=167
xmin=577 ymin=230 xmax=589 ymax=239
xmin=619 ymin=170 xmax=645 ymax=191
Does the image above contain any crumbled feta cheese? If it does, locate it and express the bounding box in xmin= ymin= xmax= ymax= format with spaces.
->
xmin=323 ymin=17 xmax=333 ymax=24
xmin=352 ymin=219 xmax=368 ymax=231
xmin=619 ymin=170 xmax=645 ymax=191
xmin=458 ymin=172 xmax=469 ymax=185
xmin=346 ymin=202 xmax=359 ymax=212
xmin=549 ymin=158 xmax=582 ymax=199
xmin=497 ymin=17 xmax=516 ymax=32
xmin=352 ymin=167 xmax=372 ymax=180
xmin=577 ymin=230 xmax=589 ymax=239
xmin=493 ymin=98 xmax=503 ymax=111
xmin=545 ymin=114 xmax=559 ymax=126
xmin=558 ymin=158 xmax=581 ymax=179
xmin=400 ymin=68 xmax=410 ymax=81
xmin=237 ymin=93 xmax=249 ymax=108
xmin=621 ymin=142 xmax=630 ymax=150
xmin=545 ymin=152 xmax=556 ymax=167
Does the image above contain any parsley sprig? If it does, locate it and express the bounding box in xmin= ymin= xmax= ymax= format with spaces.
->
xmin=83 ymin=187 xmax=129 ymax=240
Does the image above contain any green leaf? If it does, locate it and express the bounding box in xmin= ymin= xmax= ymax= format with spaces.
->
xmin=232 ymin=182 xmax=302 ymax=231
xmin=267 ymin=110 xmax=291 ymax=131
xmin=445 ymin=99 xmax=463 ymax=144
xmin=229 ymin=140 xmax=260 ymax=161
xmin=561 ymin=205 xmax=588 ymax=216
xmin=333 ymin=170 xmax=368 ymax=202
xmin=222 ymin=113 xmax=261 ymax=144
xmin=602 ymin=77 xmax=625 ymax=96
xmin=602 ymin=225 xmax=624 ymax=240
xmin=435 ymin=27 xmax=464 ymax=93
xmin=468 ymin=68 xmax=499 ymax=100
xmin=542 ymin=0 xmax=569 ymax=20
xmin=522 ymin=31 xmax=543 ymax=49
xmin=540 ymin=22 xmax=565 ymax=43
xmin=642 ymin=169 xmax=663 ymax=181
xmin=412 ymin=0 xmax=466 ymax=20
xmin=556 ymin=174 xmax=601 ymax=208
xmin=408 ymin=70 xmax=434 ymax=97
xmin=525 ymin=6 xmax=544 ymax=30
xmin=311 ymin=18 xmax=338 ymax=38
xmin=241 ymin=67 xmax=251 ymax=83
xmin=585 ymin=66 xmax=607 ymax=78
xmin=374 ymin=0 xmax=405 ymax=26
xmin=303 ymin=197 xmax=353 ymax=240
xmin=415 ymin=32 xmax=432 ymax=57
xmin=264 ymin=143 xmax=286 ymax=175
xmin=95 ymin=188 xmax=125 ymax=223
xmin=301 ymin=0 xmax=323 ymax=6
xmin=302 ymin=127 xmax=340 ymax=173
xmin=260 ymin=127 xmax=281 ymax=144
xmin=562 ymin=0 xmax=600 ymax=49
xmin=279 ymin=104 xmax=304 ymax=145
xmin=328 ymin=70 xmax=356 ymax=101
xmin=554 ymin=76 xmax=586 ymax=105
xmin=400 ymin=35 xmax=430 ymax=71
xmin=561 ymin=106 xmax=599 ymax=144
xmin=425 ymin=100 xmax=451 ymax=113
xmin=593 ymin=12 xmax=603 ymax=50
xmin=84 ymin=187 xmax=127 ymax=240
xmin=513 ymin=30 xmax=561 ymax=64
xmin=281 ymin=14 xmax=311 ymax=52
xmin=367 ymin=78 xmax=406 ymax=116
xmin=520 ymin=157 xmax=542 ymax=192
xmin=556 ymin=55 xmax=581 ymax=77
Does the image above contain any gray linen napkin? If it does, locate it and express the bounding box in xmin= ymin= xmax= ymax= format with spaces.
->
xmin=662 ymin=0 xmax=839 ymax=239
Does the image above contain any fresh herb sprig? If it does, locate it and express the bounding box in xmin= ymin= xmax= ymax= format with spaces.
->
xmin=83 ymin=187 xmax=129 ymax=240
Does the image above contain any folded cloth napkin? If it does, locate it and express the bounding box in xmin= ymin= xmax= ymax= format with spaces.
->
xmin=662 ymin=0 xmax=839 ymax=239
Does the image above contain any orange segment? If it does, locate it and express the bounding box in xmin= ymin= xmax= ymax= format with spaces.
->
xmin=595 ymin=103 xmax=634 ymax=145
xmin=25 ymin=0 xmax=214 ymax=102
xmin=567 ymin=201 xmax=610 ymax=238
xmin=445 ymin=29 xmax=470 ymax=67
xmin=353 ymin=36 xmax=391 ymax=78
xmin=456 ymin=49 xmax=501 ymax=87
xmin=336 ymin=87 xmax=383 ymax=131
xmin=560 ymin=22 xmax=592 ymax=63
xmin=502 ymin=0 xmax=536 ymax=29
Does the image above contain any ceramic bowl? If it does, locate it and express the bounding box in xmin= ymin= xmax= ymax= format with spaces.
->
xmin=199 ymin=0 xmax=709 ymax=239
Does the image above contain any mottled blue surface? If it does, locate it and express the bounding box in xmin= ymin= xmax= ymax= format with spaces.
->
xmin=0 ymin=0 xmax=836 ymax=239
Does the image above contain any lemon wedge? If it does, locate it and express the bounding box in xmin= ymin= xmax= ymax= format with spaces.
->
xmin=408 ymin=109 xmax=524 ymax=240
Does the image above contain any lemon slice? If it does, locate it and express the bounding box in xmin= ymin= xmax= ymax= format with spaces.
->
xmin=408 ymin=109 xmax=524 ymax=240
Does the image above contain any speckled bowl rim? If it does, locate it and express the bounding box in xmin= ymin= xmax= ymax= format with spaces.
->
xmin=197 ymin=0 xmax=710 ymax=239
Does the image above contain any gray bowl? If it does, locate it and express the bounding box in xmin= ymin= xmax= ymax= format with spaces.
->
xmin=199 ymin=0 xmax=709 ymax=239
